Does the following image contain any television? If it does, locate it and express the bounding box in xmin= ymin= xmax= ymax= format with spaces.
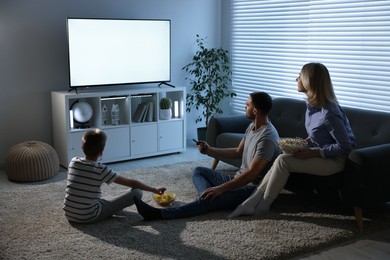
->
xmin=66 ymin=18 xmax=171 ymax=89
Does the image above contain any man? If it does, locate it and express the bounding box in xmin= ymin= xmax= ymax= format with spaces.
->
xmin=134 ymin=92 xmax=281 ymax=220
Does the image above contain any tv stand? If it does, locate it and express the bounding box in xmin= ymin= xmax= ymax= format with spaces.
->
xmin=158 ymin=82 xmax=176 ymax=88
xmin=51 ymin=86 xmax=186 ymax=167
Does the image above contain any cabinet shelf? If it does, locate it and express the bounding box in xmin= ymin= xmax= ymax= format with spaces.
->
xmin=51 ymin=87 xmax=186 ymax=167
xmin=101 ymin=124 xmax=130 ymax=129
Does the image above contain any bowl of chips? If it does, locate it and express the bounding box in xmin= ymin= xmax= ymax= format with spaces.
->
xmin=153 ymin=192 xmax=176 ymax=207
xmin=278 ymin=138 xmax=308 ymax=154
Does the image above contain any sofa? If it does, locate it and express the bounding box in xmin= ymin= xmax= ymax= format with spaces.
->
xmin=206 ymin=97 xmax=390 ymax=230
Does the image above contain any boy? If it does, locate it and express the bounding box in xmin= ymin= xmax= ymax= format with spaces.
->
xmin=63 ymin=128 xmax=166 ymax=223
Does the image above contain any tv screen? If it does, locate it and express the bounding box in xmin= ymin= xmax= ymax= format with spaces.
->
xmin=67 ymin=18 xmax=171 ymax=88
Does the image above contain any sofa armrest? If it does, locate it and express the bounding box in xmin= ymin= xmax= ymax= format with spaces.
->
xmin=341 ymin=143 xmax=390 ymax=208
xmin=206 ymin=115 xmax=251 ymax=146
xmin=348 ymin=143 xmax=390 ymax=167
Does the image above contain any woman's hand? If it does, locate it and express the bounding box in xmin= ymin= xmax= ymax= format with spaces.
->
xmin=305 ymin=137 xmax=312 ymax=145
xmin=293 ymin=148 xmax=321 ymax=159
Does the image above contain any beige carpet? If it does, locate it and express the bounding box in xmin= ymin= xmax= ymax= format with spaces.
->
xmin=1 ymin=160 xmax=390 ymax=260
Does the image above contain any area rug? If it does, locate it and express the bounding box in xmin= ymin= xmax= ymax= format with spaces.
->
xmin=1 ymin=159 xmax=390 ymax=260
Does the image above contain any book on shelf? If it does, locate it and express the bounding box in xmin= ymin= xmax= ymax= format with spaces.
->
xmin=132 ymin=102 xmax=154 ymax=122
xmin=132 ymin=102 xmax=148 ymax=123
xmin=141 ymin=103 xmax=149 ymax=122
xmin=146 ymin=102 xmax=154 ymax=122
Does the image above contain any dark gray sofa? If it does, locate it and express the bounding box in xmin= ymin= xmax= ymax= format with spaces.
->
xmin=206 ymin=97 xmax=390 ymax=230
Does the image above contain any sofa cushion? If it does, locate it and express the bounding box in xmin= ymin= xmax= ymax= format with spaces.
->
xmin=268 ymin=98 xmax=307 ymax=138
xmin=206 ymin=115 xmax=251 ymax=147
xmin=343 ymin=107 xmax=390 ymax=149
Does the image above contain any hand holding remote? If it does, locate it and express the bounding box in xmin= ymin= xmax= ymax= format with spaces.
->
xmin=193 ymin=139 xmax=207 ymax=151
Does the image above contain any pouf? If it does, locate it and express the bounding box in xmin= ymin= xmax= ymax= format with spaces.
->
xmin=5 ymin=141 xmax=59 ymax=182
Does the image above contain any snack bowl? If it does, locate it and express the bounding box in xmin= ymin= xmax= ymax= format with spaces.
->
xmin=278 ymin=138 xmax=308 ymax=154
xmin=153 ymin=192 xmax=176 ymax=207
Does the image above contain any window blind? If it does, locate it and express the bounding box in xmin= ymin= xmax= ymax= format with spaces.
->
xmin=231 ymin=0 xmax=390 ymax=114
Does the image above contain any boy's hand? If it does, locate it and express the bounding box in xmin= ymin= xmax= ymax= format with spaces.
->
xmin=155 ymin=187 xmax=166 ymax=194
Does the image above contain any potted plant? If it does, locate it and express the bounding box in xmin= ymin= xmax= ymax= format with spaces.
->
xmin=182 ymin=35 xmax=236 ymax=140
xmin=159 ymin=97 xmax=172 ymax=120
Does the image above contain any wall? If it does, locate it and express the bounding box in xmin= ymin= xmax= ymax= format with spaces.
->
xmin=0 ymin=0 xmax=225 ymax=165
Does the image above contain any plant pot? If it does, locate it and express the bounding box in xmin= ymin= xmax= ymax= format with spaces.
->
xmin=159 ymin=109 xmax=172 ymax=120
xmin=197 ymin=127 xmax=207 ymax=141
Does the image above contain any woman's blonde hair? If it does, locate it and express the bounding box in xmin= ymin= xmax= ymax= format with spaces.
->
xmin=300 ymin=63 xmax=338 ymax=107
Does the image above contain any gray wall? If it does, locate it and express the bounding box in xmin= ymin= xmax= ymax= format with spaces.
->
xmin=0 ymin=0 xmax=229 ymax=165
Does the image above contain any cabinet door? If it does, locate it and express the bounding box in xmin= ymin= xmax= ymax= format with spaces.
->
xmin=159 ymin=121 xmax=183 ymax=151
xmin=69 ymin=131 xmax=86 ymax=160
xmin=131 ymin=124 xmax=158 ymax=155
xmin=102 ymin=127 xmax=130 ymax=161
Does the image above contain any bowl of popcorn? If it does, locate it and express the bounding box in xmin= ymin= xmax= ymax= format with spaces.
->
xmin=153 ymin=192 xmax=176 ymax=207
xmin=278 ymin=138 xmax=308 ymax=154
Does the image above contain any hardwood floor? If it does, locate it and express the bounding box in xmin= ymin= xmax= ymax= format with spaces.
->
xmin=1 ymin=140 xmax=389 ymax=259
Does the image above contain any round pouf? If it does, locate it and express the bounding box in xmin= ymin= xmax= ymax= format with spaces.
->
xmin=5 ymin=141 xmax=59 ymax=182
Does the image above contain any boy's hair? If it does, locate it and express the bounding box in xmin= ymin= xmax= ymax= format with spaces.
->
xmin=82 ymin=129 xmax=107 ymax=157
xmin=250 ymin=92 xmax=273 ymax=115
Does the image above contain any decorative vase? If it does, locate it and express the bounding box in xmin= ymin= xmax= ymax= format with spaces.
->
xmin=160 ymin=109 xmax=172 ymax=120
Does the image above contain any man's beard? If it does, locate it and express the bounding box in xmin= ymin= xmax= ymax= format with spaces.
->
xmin=246 ymin=113 xmax=254 ymax=120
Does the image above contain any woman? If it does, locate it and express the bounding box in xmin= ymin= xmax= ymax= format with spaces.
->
xmin=228 ymin=62 xmax=356 ymax=219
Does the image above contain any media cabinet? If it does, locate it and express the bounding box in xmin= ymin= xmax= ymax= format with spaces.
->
xmin=51 ymin=87 xmax=186 ymax=168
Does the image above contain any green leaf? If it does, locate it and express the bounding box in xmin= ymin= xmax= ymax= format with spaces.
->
xmin=182 ymin=35 xmax=235 ymax=126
